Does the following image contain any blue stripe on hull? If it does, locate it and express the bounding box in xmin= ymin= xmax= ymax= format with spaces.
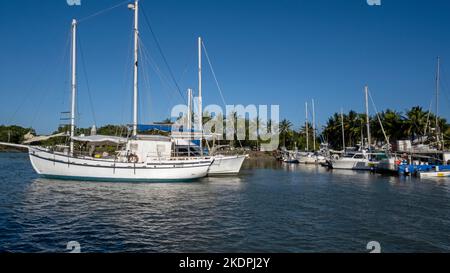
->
xmin=39 ymin=174 xmax=202 ymax=183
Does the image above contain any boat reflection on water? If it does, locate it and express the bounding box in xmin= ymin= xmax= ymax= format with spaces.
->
xmin=279 ymin=162 xmax=329 ymax=175
xmin=22 ymin=176 xmax=250 ymax=252
xmin=2 ymin=152 xmax=449 ymax=253
xmin=243 ymin=158 xmax=280 ymax=170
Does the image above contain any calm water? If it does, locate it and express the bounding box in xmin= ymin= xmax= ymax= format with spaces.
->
xmin=0 ymin=152 xmax=449 ymax=253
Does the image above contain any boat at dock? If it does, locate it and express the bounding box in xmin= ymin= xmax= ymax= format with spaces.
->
xmin=419 ymin=166 xmax=450 ymax=178
xmin=329 ymin=151 xmax=381 ymax=170
xmin=280 ymin=149 xmax=299 ymax=163
xmin=297 ymin=151 xmax=327 ymax=165
xmin=0 ymin=1 xmax=215 ymax=181
xmin=377 ymin=150 xmax=449 ymax=175
xmin=164 ymin=35 xmax=247 ymax=176
xmin=172 ymin=137 xmax=248 ymax=175
xmin=329 ymin=85 xmax=384 ymax=171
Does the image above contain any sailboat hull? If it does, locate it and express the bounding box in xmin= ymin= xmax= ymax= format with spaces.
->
xmin=208 ymin=155 xmax=247 ymax=175
xmin=28 ymin=147 xmax=213 ymax=182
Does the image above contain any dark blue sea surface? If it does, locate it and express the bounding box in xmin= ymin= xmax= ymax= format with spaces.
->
xmin=0 ymin=152 xmax=449 ymax=253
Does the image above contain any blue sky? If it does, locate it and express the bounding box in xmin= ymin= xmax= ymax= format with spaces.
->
xmin=1 ymin=0 xmax=450 ymax=134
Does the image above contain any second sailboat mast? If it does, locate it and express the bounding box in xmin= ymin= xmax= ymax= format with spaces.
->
xmin=70 ymin=19 xmax=77 ymax=155
xmin=131 ymin=0 xmax=139 ymax=137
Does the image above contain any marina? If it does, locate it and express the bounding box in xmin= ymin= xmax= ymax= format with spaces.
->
xmin=0 ymin=0 xmax=450 ymax=256
xmin=1 ymin=152 xmax=449 ymax=253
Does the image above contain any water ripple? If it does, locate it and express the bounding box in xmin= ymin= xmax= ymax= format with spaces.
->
xmin=0 ymin=153 xmax=449 ymax=252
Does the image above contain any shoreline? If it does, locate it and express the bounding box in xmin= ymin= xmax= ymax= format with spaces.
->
xmin=0 ymin=148 xmax=277 ymax=158
xmin=0 ymin=147 xmax=28 ymax=153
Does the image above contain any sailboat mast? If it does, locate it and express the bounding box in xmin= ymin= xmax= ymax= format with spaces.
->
xmin=305 ymin=102 xmax=309 ymax=151
xmin=131 ymin=0 xmax=139 ymax=137
xmin=198 ymin=37 xmax=203 ymax=155
xmin=435 ymin=56 xmax=440 ymax=149
xmin=70 ymin=19 xmax=77 ymax=155
xmin=187 ymin=88 xmax=193 ymax=157
xmin=365 ymin=85 xmax=371 ymax=150
xmin=187 ymin=89 xmax=193 ymax=130
xmin=341 ymin=108 xmax=345 ymax=152
xmin=312 ymin=99 xmax=316 ymax=151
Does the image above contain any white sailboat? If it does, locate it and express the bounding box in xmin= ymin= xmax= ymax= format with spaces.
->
xmin=1 ymin=1 xmax=214 ymax=181
xmin=330 ymin=86 xmax=379 ymax=170
xmin=175 ymin=37 xmax=247 ymax=175
xmin=297 ymin=100 xmax=326 ymax=164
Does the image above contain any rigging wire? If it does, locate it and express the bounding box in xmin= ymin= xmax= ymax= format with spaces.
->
xmin=201 ymin=41 xmax=227 ymax=107
xmin=139 ymin=37 xmax=175 ymax=120
xmin=140 ymin=3 xmax=186 ymax=103
xmin=438 ymin=64 xmax=450 ymax=114
xmin=178 ymin=50 xmax=196 ymax=86
xmin=30 ymin=27 xmax=74 ymax=131
xmin=78 ymin=34 xmax=98 ymax=127
xmin=78 ymin=0 xmax=130 ymax=24
xmin=138 ymin=38 xmax=156 ymax=124
xmin=8 ymin=26 xmax=72 ymax=128
xmin=367 ymin=88 xmax=389 ymax=145
xmin=139 ymin=37 xmax=179 ymax=105
xmin=117 ymin=17 xmax=135 ymax=136
xmin=202 ymin=40 xmax=244 ymax=149
xmin=424 ymin=98 xmax=433 ymax=137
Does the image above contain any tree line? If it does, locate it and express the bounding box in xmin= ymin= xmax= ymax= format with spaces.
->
xmin=2 ymin=106 xmax=449 ymax=151
xmin=281 ymin=106 xmax=450 ymax=151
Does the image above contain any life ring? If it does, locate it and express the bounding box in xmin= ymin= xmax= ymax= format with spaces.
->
xmin=128 ymin=154 xmax=139 ymax=163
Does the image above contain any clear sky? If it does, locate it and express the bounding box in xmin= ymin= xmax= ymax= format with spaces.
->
xmin=1 ymin=0 xmax=450 ymax=134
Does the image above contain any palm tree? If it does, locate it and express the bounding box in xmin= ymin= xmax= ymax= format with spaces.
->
xmin=371 ymin=109 xmax=404 ymax=143
xmin=279 ymin=119 xmax=293 ymax=148
xmin=404 ymin=106 xmax=427 ymax=139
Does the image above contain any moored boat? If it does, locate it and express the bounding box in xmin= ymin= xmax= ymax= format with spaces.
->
xmin=329 ymin=151 xmax=379 ymax=171
xmin=1 ymin=1 xmax=215 ymax=182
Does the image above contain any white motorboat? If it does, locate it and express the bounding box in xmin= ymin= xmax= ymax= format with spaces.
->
xmin=419 ymin=170 xmax=450 ymax=178
xmin=297 ymin=152 xmax=327 ymax=165
xmin=330 ymin=85 xmax=384 ymax=171
xmin=329 ymin=151 xmax=379 ymax=171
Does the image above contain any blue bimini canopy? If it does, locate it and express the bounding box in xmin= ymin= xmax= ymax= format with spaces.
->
xmin=138 ymin=124 xmax=199 ymax=133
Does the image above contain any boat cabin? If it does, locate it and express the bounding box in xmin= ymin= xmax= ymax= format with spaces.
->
xmin=126 ymin=135 xmax=172 ymax=162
